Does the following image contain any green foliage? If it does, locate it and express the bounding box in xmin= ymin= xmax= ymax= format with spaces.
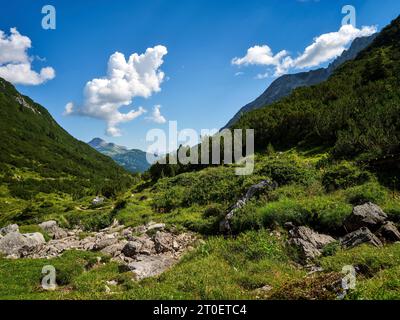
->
xmin=322 ymin=161 xmax=371 ymax=191
xmin=0 ymin=77 xmax=133 ymax=201
xmin=344 ymin=181 xmax=388 ymax=205
xmin=321 ymin=241 xmax=340 ymax=257
xmin=232 ymin=17 xmax=400 ymax=168
xmin=202 ymin=204 xmax=225 ymax=219
xmin=152 ymin=166 xmax=266 ymax=212
xmin=256 ymin=154 xmax=317 ymax=186
xmin=232 ymin=195 xmax=353 ymax=234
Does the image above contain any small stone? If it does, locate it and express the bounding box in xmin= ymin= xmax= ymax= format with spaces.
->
xmin=106 ymin=280 xmax=118 ymax=286
xmin=146 ymin=222 xmax=166 ymax=232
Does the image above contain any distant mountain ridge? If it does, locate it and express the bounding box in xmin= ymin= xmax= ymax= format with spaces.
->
xmin=88 ymin=138 xmax=154 ymax=173
xmin=223 ymin=34 xmax=377 ymax=129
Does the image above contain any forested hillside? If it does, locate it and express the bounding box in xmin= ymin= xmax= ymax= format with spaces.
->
xmin=0 ymin=78 xmax=133 ymax=202
xmin=233 ymin=17 xmax=400 ymax=167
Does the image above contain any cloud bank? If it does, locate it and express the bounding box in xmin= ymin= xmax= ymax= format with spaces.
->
xmin=232 ymin=24 xmax=377 ymax=77
xmin=0 ymin=28 xmax=55 ymax=85
xmin=65 ymin=45 xmax=168 ymax=136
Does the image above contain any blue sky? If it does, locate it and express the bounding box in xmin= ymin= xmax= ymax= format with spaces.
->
xmin=1 ymin=0 xmax=400 ymax=151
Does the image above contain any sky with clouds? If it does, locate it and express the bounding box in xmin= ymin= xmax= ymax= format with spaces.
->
xmin=1 ymin=0 xmax=400 ymax=151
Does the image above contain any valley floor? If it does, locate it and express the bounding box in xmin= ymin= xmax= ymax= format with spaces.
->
xmin=1 ymin=148 xmax=400 ymax=300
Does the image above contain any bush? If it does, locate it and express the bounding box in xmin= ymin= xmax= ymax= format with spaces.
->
xmin=344 ymin=182 xmax=388 ymax=205
xmin=322 ymin=161 xmax=371 ymax=191
xmin=232 ymin=196 xmax=352 ymax=234
xmin=202 ymin=204 xmax=225 ymax=219
xmin=256 ymin=155 xmax=317 ymax=186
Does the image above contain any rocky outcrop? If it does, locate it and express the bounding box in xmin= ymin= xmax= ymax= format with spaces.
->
xmin=287 ymin=203 xmax=400 ymax=264
xmin=0 ymin=231 xmax=45 ymax=258
xmin=340 ymin=227 xmax=383 ymax=249
xmin=128 ymin=255 xmax=176 ymax=280
xmin=377 ymin=222 xmax=400 ymax=243
xmin=288 ymin=226 xmax=336 ymax=262
xmin=344 ymin=202 xmax=388 ymax=232
xmin=0 ymin=224 xmax=19 ymax=236
xmin=39 ymin=220 xmax=67 ymax=240
xmin=220 ymin=180 xmax=278 ymax=232
xmin=0 ymin=221 xmax=197 ymax=280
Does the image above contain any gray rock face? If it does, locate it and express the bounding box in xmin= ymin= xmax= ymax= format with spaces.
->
xmin=146 ymin=222 xmax=166 ymax=232
xmin=92 ymin=234 xmax=119 ymax=251
xmin=100 ymin=241 xmax=127 ymax=257
xmin=0 ymin=224 xmax=19 ymax=236
xmin=288 ymin=226 xmax=336 ymax=262
xmin=39 ymin=220 xmax=67 ymax=239
xmin=122 ymin=241 xmax=143 ymax=258
xmin=377 ymin=222 xmax=400 ymax=243
xmin=340 ymin=227 xmax=383 ymax=249
xmin=344 ymin=203 xmax=388 ymax=232
xmin=223 ymin=34 xmax=376 ymax=129
xmin=0 ymin=232 xmax=45 ymax=257
xmin=154 ymin=231 xmax=174 ymax=253
xmin=128 ymin=255 xmax=176 ymax=280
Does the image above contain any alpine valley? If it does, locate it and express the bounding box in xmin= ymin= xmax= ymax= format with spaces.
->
xmin=1 ymin=13 xmax=400 ymax=301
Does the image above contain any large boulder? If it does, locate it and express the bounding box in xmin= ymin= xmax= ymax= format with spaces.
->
xmin=377 ymin=222 xmax=400 ymax=243
xmin=340 ymin=227 xmax=383 ymax=249
xmin=101 ymin=241 xmax=128 ymax=257
xmin=288 ymin=226 xmax=336 ymax=261
xmin=0 ymin=224 xmax=19 ymax=236
xmin=0 ymin=232 xmax=45 ymax=257
xmin=92 ymin=234 xmax=119 ymax=251
xmin=122 ymin=236 xmax=155 ymax=257
xmin=128 ymin=255 xmax=176 ymax=280
xmin=153 ymin=231 xmax=174 ymax=253
xmin=122 ymin=241 xmax=143 ymax=258
xmin=39 ymin=221 xmax=67 ymax=239
xmin=344 ymin=203 xmax=387 ymax=232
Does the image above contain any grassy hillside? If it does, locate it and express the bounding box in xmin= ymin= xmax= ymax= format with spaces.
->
xmin=0 ymin=78 xmax=134 ymax=225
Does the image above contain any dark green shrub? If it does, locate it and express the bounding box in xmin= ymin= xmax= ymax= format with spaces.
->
xmin=257 ymin=156 xmax=316 ymax=186
xmin=322 ymin=161 xmax=371 ymax=191
xmin=344 ymin=182 xmax=387 ymax=205
xmin=202 ymin=204 xmax=225 ymax=219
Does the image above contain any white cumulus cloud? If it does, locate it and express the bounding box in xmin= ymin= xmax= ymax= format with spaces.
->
xmin=232 ymin=24 xmax=377 ymax=77
xmin=0 ymin=28 xmax=55 ymax=85
xmin=146 ymin=105 xmax=166 ymax=124
xmin=65 ymin=45 xmax=168 ymax=137
xmin=232 ymin=45 xmax=288 ymax=68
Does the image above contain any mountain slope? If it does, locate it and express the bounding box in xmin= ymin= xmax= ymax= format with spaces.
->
xmin=224 ymin=34 xmax=377 ymax=129
xmin=233 ymin=16 xmax=400 ymax=165
xmin=88 ymin=138 xmax=154 ymax=173
xmin=0 ymin=78 xmax=133 ymax=200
